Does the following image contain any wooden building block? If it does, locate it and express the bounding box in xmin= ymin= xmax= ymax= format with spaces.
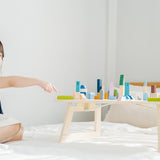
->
xmin=105 ymin=92 xmax=108 ymax=99
xmin=119 ymin=85 xmax=124 ymax=97
xmin=73 ymin=92 xmax=81 ymax=99
xmin=150 ymin=93 xmax=158 ymax=98
xmin=57 ymin=96 xmax=73 ymax=100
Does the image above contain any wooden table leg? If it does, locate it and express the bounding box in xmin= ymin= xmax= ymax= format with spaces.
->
xmin=59 ymin=103 xmax=73 ymax=142
xmin=157 ymin=104 xmax=160 ymax=152
xmin=94 ymin=106 xmax=101 ymax=136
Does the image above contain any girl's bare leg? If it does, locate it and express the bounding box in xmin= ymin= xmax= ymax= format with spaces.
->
xmin=0 ymin=124 xmax=23 ymax=143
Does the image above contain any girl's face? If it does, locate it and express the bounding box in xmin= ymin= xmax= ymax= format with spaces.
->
xmin=0 ymin=52 xmax=3 ymax=67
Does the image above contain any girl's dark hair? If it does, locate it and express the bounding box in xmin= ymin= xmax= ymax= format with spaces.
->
xmin=0 ymin=41 xmax=4 ymax=59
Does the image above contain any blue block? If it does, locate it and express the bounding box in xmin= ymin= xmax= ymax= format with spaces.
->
xmin=76 ymin=81 xmax=81 ymax=92
xmin=80 ymin=92 xmax=86 ymax=96
xmin=87 ymin=92 xmax=95 ymax=99
xmin=125 ymin=82 xmax=130 ymax=96
xmin=109 ymin=96 xmax=117 ymax=100
xmin=144 ymin=80 xmax=147 ymax=86
xmin=97 ymin=79 xmax=102 ymax=93
xmin=143 ymin=93 xmax=148 ymax=101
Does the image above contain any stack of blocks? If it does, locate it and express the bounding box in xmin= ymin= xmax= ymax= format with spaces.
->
xmin=119 ymin=74 xmax=125 ymax=97
xmin=143 ymin=80 xmax=148 ymax=101
xmin=150 ymin=85 xmax=157 ymax=98
xmin=94 ymin=79 xmax=102 ymax=99
xmin=109 ymin=82 xmax=116 ymax=100
xmin=73 ymin=81 xmax=81 ymax=99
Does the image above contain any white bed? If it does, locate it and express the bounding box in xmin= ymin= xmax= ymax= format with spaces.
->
xmin=0 ymin=121 xmax=159 ymax=160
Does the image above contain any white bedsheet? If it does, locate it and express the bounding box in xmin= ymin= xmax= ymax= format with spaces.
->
xmin=0 ymin=122 xmax=160 ymax=160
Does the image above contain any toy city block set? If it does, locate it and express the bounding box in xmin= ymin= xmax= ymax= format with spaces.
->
xmin=57 ymin=75 xmax=160 ymax=102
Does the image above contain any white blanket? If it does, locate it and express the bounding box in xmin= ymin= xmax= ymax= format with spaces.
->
xmin=0 ymin=122 xmax=159 ymax=160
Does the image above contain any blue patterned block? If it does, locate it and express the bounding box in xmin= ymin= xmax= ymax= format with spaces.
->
xmin=125 ymin=82 xmax=130 ymax=96
xmin=109 ymin=96 xmax=117 ymax=100
xmin=86 ymin=92 xmax=95 ymax=99
xmin=143 ymin=93 xmax=148 ymax=101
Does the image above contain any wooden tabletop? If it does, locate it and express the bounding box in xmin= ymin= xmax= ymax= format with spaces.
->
xmin=55 ymin=99 xmax=160 ymax=105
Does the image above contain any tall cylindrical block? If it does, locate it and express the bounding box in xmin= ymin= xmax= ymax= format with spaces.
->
xmin=119 ymin=74 xmax=125 ymax=85
xmin=97 ymin=79 xmax=102 ymax=93
xmin=76 ymin=81 xmax=80 ymax=92
xmin=125 ymin=82 xmax=130 ymax=96
xmin=151 ymin=85 xmax=156 ymax=93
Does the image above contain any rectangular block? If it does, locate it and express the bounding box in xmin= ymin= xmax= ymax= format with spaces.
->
xmin=105 ymin=92 xmax=108 ymax=99
xmin=143 ymin=86 xmax=147 ymax=93
xmin=114 ymin=89 xmax=118 ymax=97
xmin=119 ymin=74 xmax=125 ymax=85
xmin=119 ymin=85 xmax=124 ymax=97
xmin=97 ymin=92 xmax=100 ymax=99
xmin=125 ymin=82 xmax=130 ymax=96
xmin=109 ymin=82 xmax=114 ymax=96
xmin=97 ymin=79 xmax=102 ymax=93
xmin=148 ymin=97 xmax=160 ymax=101
xmin=73 ymin=92 xmax=81 ymax=99
xmin=109 ymin=96 xmax=117 ymax=100
xmin=86 ymin=92 xmax=95 ymax=99
xmin=150 ymin=93 xmax=158 ymax=98
xmin=57 ymin=96 xmax=73 ymax=100
xmin=143 ymin=93 xmax=148 ymax=101
xmin=76 ymin=81 xmax=81 ymax=92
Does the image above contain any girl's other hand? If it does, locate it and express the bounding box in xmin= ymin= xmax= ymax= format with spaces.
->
xmin=39 ymin=80 xmax=58 ymax=93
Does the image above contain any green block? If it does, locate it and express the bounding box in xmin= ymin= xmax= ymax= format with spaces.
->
xmin=148 ymin=98 xmax=160 ymax=101
xmin=57 ymin=95 xmax=73 ymax=100
xmin=114 ymin=89 xmax=118 ymax=97
xmin=119 ymin=74 xmax=125 ymax=85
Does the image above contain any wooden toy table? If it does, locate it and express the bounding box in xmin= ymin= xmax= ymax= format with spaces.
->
xmin=55 ymin=99 xmax=160 ymax=152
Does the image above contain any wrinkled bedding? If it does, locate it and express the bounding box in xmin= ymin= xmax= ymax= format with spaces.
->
xmin=0 ymin=122 xmax=159 ymax=160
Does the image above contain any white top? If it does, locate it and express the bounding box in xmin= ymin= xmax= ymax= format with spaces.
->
xmin=0 ymin=114 xmax=21 ymax=127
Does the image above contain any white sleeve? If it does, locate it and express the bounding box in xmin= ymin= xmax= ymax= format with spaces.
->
xmin=0 ymin=114 xmax=21 ymax=127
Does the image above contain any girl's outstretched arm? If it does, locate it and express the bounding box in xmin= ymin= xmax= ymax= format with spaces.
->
xmin=0 ymin=76 xmax=57 ymax=93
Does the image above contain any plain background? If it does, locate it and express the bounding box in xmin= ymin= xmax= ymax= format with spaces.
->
xmin=0 ymin=0 xmax=107 ymax=126
xmin=0 ymin=0 xmax=159 ymax=126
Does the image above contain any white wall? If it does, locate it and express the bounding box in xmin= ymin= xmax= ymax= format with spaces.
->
xmin=115 ymin=0 xmax=160 ymax=83
xmin=0 ymin=0 xmax=107 ymax=126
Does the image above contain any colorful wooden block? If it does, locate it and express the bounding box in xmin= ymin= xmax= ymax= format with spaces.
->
xmin=125 ymin=82 xmax=130 ymax=96
xmin=80 ymin=94 xmax=86 ymax=100
xmin=73 ymin=92 xmax=81 ymax=99
xmin=114 ymin=89 xmax=118 ymax=97
xmin=150 ymin=93 xmax=158 ymax=98
xmin=57 ymin=96 xmax=73 ymax=100
xmin=76 ymin=81 xmax=81 ymax=92
xmin=119 ymin=85 xmax=124 ymax=97
xmin=119 ymin=74 xmax=125 ymax=85
xmin=87 ymin=92 xmax=95 ymax=99
xmin=109 ymin=82 xmax=114 ymax=96
xmin=109 ymin=96 xmax=117 ymax=100
xmin=143 ymin=93 xmax=148 ymax=101
xmin=148 ymin=97 xmax=160 ymax=101
xmin=105 ymin=92 xmax=108 ymax=99
xmin=143 ymin=86 xmax=147 ymax=93
xmin=97 ymin=79 xmax=102 ymax=93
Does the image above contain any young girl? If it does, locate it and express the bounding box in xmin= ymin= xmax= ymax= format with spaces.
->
xmin=0 ymin=41 xmax=57 ymax=143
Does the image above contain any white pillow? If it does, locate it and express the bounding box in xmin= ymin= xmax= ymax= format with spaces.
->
xmin=104 ymin=104 xmax=156 ymax=128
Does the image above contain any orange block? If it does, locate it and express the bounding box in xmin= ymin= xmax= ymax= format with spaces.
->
xmin=105 ymin=92 xmax=108 ymax=99
xmin=97 ymin=92 xmax=100 ymax=99
xmin=94 ymin=93 xmax=100 ymax=99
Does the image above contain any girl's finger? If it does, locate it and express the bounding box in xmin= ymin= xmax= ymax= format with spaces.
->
xmin=52 ymin=85 xmax=58 ymax=93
